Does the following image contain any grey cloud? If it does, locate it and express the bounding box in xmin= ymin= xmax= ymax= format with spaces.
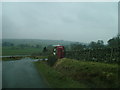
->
xmin=2 ymin=2 xmax=118 ymax=44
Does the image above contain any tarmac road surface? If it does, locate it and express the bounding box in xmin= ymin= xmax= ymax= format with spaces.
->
xmin=2 ymin=58 xmax=49 ymax=88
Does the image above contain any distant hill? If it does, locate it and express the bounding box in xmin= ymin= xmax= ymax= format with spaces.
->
xmin=2 ymin=39 xmax=74 ymax=46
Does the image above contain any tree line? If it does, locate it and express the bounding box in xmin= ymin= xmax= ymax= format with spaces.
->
xmin=65 ymin=35 xmax=120 ymax=63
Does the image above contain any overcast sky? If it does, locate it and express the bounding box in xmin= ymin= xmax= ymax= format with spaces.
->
xmin=2 ymin=2 xmax=118 ymax=44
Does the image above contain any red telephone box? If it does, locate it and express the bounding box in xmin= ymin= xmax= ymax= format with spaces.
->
xmin=53 ymin=45 xmax=65 ymax=59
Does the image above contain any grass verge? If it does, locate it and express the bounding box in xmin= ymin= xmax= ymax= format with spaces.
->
xmin=34 ymin=61 xmax=87 ymax=88
xmin=54 ymin=58 xmax=119 ymax=88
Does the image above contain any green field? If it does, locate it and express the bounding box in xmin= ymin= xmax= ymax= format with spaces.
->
xmin=2 ymin=47 xmax=42 ymax=56
xmin=34 ymin=58 xmax=119 ymax=88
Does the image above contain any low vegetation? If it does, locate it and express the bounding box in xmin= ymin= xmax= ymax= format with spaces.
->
xmin=54 ymin=58 xmax=119 ymax=88
xmin=34 ymin=58 xmax=119 ymax=88
xmin=34 ymin=61 xmax=87 ymax=88
xmin=47 ymin=55 xmax=57 ymax=66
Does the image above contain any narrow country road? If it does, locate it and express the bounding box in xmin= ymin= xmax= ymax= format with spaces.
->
xmin=2 ymin=58 xmax=48 ymax=88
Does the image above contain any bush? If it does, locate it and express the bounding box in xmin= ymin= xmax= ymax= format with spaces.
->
xmin=47 ymin=55 xmax=58 ymax=66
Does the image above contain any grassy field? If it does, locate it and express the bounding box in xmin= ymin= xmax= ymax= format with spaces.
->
xmin=2 ymin=47 xmax=42 ymax=56
xmin=34 ymin=61 xmax=87 ymax=88
xmin=34 ymin=58 xmax=119 ymax=88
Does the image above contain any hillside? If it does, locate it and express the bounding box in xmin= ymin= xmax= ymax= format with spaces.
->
xmin=2 ymin=39 xmax=74 ymax=46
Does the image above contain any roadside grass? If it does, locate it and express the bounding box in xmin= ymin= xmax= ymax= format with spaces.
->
xmin=34 ymin=61 xmax=87 ymax=88
xmin=2 ymin=47 xmax=41 ymax=56
xmin=54 ymin=58 xmax=119 ymax=88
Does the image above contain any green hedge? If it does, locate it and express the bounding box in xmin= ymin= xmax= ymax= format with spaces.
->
xmin=47 ymin=55 xmax=58 ymax=66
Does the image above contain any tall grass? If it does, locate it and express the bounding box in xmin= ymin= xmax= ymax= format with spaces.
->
xmin=34 ymin=61 xmax=87 ymax=88
xmin=54 ymin=58 xmax=119 ymax=88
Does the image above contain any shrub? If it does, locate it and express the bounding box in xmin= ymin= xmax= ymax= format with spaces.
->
xmin=47 ymin=55 xmax=57 ymax=66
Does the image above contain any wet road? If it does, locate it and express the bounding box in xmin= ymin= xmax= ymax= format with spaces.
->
xmin=2 ymin=58 xmax=48 ymax=88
